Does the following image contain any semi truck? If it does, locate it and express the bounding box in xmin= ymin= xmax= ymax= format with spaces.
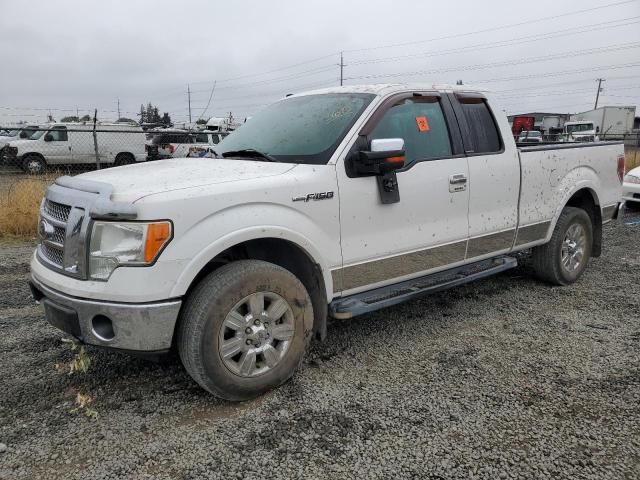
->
xmin=570 ymin=106 xmax=636 ymax=140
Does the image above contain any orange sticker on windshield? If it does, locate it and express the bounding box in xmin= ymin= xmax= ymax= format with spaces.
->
xmin=416 ymin=116 xmax=430 ymax=132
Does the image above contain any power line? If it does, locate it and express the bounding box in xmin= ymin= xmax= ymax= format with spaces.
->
xmin=343 ymin=0 xmax=638 ymax=54
xmin=196 ymin=81 xmax=217 ymax=122
xmin=344 ymin=43 xmax=640 ymax=81
xmin=347 ymin=17 xmax=640 ymax=67
xmin=192 ymin=52 xmax=339 ymax=85
xmin=492 ymin=74 xmax=640 ymax=93
xmin=468 ymin=62 xmax=640 ymax=85
xmin=496 ymin=83 xmax=640 ymax=98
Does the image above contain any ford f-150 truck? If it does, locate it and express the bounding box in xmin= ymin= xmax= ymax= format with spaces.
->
xmin=29 ymin=84 xmax=625 ymax=400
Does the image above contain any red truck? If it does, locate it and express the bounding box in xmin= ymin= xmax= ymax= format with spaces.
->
xmin=511 ymin=115 xmax=535 ymax=136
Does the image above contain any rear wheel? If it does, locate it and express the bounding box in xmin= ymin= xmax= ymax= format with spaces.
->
xmin=22 ymin=155 xmax=46 ymax=174
xmin=177 ymin=260 xmax=313 ymax=401
xmin=114 ymin=152 xmax=135 ymax=166
xmin=532 ymin=206 xmax=592 ymax=285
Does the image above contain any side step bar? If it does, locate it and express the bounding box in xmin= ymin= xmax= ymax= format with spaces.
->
xmin=329 ymin=256 xmax=517 ymax=319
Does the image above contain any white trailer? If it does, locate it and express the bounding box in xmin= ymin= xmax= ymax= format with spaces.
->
xmin=570 ymin=106 xmax=636 ymax=139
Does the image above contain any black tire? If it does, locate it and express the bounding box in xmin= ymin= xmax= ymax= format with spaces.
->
xmin=531 ymin=206 xmax=593 ymax=286
xmin=177 ymin=260 xmax=314 ymax=401
xmin=625 ymin=201 xmax=640 ymax=211
xmin=114 ymin=152 xmax=135 ymax=166
xmin=22 ymin=154 xmax=46 ymax=175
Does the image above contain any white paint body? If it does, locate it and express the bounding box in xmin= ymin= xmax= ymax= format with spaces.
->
xmin=10 ymin=123 xmax=146 ymax=165
xmin=31 ymin=84 xmax=624 ymax=307
xmin=147 ymin=131 xmax=227 ymax=159
xmin=571 ymin=106 xmax=636 ymax=139
xmin=623 ymin=166 xmax=640 ymax=205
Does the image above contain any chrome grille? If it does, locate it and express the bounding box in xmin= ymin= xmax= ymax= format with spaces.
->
xmin=43 ymin=199 xmax=71 ymax=223
xmin=51 ymin=226 xmax=65 ymax=245
xmin=38 ymin=199 xmax=73 ymax=270
xmin=41 ymin=242 xmax=64 ymax=266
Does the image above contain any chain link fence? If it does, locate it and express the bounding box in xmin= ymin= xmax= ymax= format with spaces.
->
xmin=0 ymin=124 xmax=230 ymax=175
xmin=1 ymin=124 xmax=639 ymax=177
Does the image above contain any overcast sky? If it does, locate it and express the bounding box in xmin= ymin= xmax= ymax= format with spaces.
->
xmin=1 ymin=0 xmax=639 ymax=124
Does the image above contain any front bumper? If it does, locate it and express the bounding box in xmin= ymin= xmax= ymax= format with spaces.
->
xmin=29 ymin=275 xmax=182 ymax=352
xmin=623 ymin=182 xmax=640 ymax=204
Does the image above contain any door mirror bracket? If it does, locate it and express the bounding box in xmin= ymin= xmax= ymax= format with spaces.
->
xmin=348 ymin=138 xmax=405 ymax=204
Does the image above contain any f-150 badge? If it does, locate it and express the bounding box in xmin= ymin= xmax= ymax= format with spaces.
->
xmin=292 ymin=192 xmax=334 ymax=202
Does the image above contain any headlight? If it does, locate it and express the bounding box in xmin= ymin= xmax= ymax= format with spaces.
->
xmin=89 ymin=221 xmax=172 ymax=280
xmin=624 ymin=174 xmax=640 ymax=185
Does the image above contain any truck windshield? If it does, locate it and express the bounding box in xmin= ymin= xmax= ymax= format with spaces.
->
xmin=567 ymin=123 xmax=594 ymax=133
xmin=216 ymin=93 xmax=375 ymax=165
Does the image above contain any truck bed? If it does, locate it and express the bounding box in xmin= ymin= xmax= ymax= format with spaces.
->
xmin=516 ymin=141 xmax=624 ymax=239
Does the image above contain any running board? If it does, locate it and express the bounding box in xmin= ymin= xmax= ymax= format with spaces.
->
xmin=329 ymin=256 xmax=517 ymax=319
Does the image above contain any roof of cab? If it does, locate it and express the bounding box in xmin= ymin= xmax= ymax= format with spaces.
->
xmin=292 ymin=83 xmax=490 ymax=97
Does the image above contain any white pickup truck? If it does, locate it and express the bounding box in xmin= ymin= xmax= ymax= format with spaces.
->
xmin=29 ymin=84 xmax=625 ymax=400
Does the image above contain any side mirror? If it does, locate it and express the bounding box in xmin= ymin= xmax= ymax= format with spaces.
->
xmin=352 ymin=138 xmax=405 ymax=177
xmin=44 ymin=133 xmax=53 ymax=142
xmin=596 ymin=126 xmax=600 ymax=133
xmin=19 ymin=131 xmax=28 ymax=138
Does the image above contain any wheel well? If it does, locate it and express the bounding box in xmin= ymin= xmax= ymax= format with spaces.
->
xmin=185 ymin=238 xmax=328 ymax=340
xmin=115 ymin=152 xmax=135 ymax=161
xmin=565 ymin=189 xmax=602 ymax=257
xmin=22 ymin=152 xmax=46 ymax=163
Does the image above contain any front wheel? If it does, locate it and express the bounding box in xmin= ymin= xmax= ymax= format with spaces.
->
xmin=22 ymin=155 xmax=46 ymax=174
xmin=531 ymin=206 xmax=593 ymax=285
xmin=177 ymin=260 xmax=314 ymax=401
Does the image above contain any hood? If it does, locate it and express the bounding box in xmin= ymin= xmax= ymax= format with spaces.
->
xmin=6 ymin=139 xmax=34 ymax=148
xmin=76 ymin=157 xmax=297 ymax=202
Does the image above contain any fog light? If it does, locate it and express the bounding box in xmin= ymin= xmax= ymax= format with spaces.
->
xmin=92 ymin=315 xmax=115 ymax=341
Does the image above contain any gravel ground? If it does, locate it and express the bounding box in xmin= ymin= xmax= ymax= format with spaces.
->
xmin=1 ymin=210 xmax=639 ymax=480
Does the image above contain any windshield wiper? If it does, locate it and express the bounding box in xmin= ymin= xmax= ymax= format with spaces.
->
xmin=221 ymin=149 xmax=279 ymax=162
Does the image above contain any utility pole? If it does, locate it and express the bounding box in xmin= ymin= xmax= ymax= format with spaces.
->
xmin=117 ymin=98 xmax=121 ymax=119
xmin=187 ymin=84 xmax=192 ymax=123
xmin=339 ymin=52 xmax=344 ymax=86
xmin=594 ymin=78 xmax=605 ymax=109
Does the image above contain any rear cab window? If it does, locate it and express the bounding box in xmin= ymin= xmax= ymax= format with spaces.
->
xmin=455 ymin=94 xmax=503 ymax=154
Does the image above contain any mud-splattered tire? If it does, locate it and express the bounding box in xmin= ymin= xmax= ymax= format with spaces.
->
xmin=177 ymin=260 xmax=313 ymax=401
xmin=532 ymin=207 xmax=592 ymax=286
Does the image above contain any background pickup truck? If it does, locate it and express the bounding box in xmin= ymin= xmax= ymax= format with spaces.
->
xmin=29 ymin=84 xmax=624 ymax=401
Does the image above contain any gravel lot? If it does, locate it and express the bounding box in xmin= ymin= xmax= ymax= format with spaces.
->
xmin=1 ymin=210 xmax=639 ymax=480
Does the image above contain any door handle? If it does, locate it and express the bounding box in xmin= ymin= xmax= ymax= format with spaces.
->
xmin=449 ymin=174 xmax=467 ymax=193
xmin=449 ymin=174 xmax=467 ymax=184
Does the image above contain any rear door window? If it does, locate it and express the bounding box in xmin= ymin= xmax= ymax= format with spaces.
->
xmin=369 ymin=97 xmax=453 ymax=165
xmin=457 ymin=97 xmax=502 ymax=154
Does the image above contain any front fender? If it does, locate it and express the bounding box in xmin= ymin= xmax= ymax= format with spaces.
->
xmin=168 ymin=203 xmax=339 ymax=299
